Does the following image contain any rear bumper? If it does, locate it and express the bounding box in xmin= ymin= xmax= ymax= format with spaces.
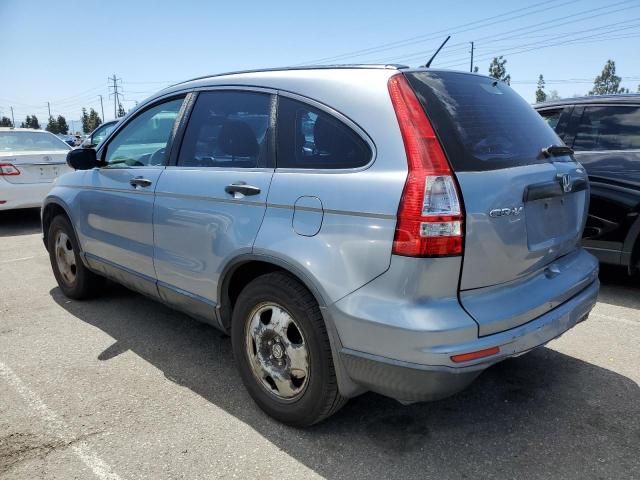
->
xmin=332 ymin=262 xmax=599 ymax=402
xmin=0 ymin=180 xmax=53 ymax=210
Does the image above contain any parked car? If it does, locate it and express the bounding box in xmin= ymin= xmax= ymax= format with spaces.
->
xmin=536 ymin=95 xmax=640 ymax=273
xmin=43 ymin=66 xmax=599 ymax=426
xmin=0 ymin=128 xmax=72 ymax=210
xmin=81 ymin=120 xmax=119 ymax=148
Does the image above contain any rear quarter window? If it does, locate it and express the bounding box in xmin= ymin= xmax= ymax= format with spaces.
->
xmin=276 ymin=97 xmax=371 ymax=169
xmin=406 ymin=71 xmax=563 ymax=172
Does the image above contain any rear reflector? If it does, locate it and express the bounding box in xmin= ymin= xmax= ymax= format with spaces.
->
xmin=0 ymin=163 xmax=20 ymax=176
xmin=388 ymin=74 xmax=463 ymax=257
xmin=451 ymin=346 xmax=500 ymax=363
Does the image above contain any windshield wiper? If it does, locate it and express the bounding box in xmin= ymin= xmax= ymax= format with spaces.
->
xmin=540 ymin=144 xmax=574 ymax=158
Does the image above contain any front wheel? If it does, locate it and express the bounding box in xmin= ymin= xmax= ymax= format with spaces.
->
xmin=231 ymin=272 xmax=346 ymax=426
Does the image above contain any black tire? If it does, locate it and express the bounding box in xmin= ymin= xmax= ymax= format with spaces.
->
xmin=47 ymin=215 xmax=103 ymax=299
xmin=231 ymin=271 xmax=346 ymax=427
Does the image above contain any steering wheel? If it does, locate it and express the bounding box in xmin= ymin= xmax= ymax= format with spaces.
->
xmin=149 ymin=147 xmax=166 ymax=165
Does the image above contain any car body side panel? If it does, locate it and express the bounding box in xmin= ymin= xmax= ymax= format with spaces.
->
xmin=253 ymin=170 xmax=405 ymax=304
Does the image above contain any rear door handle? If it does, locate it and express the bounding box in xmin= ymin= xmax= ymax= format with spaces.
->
xmin=225 ymin=182 xmax=261 ymax=197
xmin=130 ymin=177 xmax=153 ymax=188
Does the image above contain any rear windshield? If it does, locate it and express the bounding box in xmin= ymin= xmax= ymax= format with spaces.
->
xmin=405 ymin=71 xmax=563 ymax=172
xmin=0 ymin=131 xmax=71 ymax=152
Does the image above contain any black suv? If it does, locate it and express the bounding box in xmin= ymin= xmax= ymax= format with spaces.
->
xmin=536 ymin=95 xmax=640 ymax=273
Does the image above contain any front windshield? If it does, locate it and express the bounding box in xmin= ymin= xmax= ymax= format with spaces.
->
xmin=0 ymin=131 xmax=72 ymax=152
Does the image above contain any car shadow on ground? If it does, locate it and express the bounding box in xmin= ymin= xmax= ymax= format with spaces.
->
xmin=0 ymin=208 xmax=41 ymax=237
xmin=597 ymin=264 xmax=640 ymax=310
xmin=49 ymin=284 xmax=639 ymax=479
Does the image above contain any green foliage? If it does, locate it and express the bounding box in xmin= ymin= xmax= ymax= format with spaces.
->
xmin=56 ymin=115 xmax=69 ymax=135
xmin=488 ymin=56 xmax=510 ymax=85
xmin=473 ymin=66 xmax=478 ymax=73
xmin=117 ymin=103 xmax=126 ymax=118
xmin=535 ymin=74 xmax=547 ymax=103
xmin=20 ymin=115 xmax=41 ymax=129
xmin=46 ymin=116 xmax=58 ymax=134
xmin=589 ymin=60 xmax=627 ymax=95
xmin=86 ymin=108 xmax=102 ymax=132
xmin=81 ymin=108 xmax=90 ymax=133
xmin=0 ymin=116 xmax=12 ymax=127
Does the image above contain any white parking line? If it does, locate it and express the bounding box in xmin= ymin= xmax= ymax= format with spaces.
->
xmin=0 ymin=361 xmax=123 ymax=480
xmin=0 ymin=256 xmax=36 ymax=264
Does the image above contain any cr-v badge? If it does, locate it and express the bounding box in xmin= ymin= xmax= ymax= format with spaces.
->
xmin=489 ymin=206 xmax=524 ymax=217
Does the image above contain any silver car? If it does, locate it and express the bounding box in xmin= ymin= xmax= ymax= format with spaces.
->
xmin=43 ymin=65 xmax=599 ymax=426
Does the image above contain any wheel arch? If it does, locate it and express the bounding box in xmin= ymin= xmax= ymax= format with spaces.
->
xmin=42 ymin=198 xmax=75 ymax=252
xmin=217 ymin=253 xmax=330 ymax=332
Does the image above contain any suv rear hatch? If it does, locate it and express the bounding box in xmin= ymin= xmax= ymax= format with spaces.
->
xmin=404 ymin=71 xmax=592 ymax=336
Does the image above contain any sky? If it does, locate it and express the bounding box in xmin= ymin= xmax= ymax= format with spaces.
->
xmin=1 ymin=0 xmax=639 ymax=130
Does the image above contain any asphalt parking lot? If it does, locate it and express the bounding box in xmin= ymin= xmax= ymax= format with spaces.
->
xmin=1 ymin=208 xmax=639 ymax=480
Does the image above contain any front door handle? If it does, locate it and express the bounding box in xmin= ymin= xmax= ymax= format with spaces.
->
xmin=225 ymin=182 xmax=261 ymax=197
xmin=130 ymin=177 xmax=153 ymax=188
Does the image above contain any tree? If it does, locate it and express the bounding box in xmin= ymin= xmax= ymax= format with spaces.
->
xmin=87 ymin=108 xmax=102 ymax=131
xmin=20 ymin=115 xmax=31 ymax=128
xmin=56 ymin=115 xmax=69 ymax=135
xmin=535 ymin=74 xmax=547 ymax=103
xmin=0 ymin=116 xmax=12 ymax=127
xmin=473 ymin=66 xmax=479 ymax=73
xmin=547 ymin=90 xmax=561 ymax=101
xmin=46 ymin=116 xmax=59 ymax=134
xmin=30 ymin=115 xmax=40 ymax=129
xmin=81 ymin=108 xmax=90 ymax=133
xmin=589 ymin=59 xmax=627 ymax=95
xmin=488 ymin=56 xmax=511 ymax=85
xmin=117 ymin=103 xmax=126 ymax=118
xmin=637 ymin=84 xmax=640 ymax=93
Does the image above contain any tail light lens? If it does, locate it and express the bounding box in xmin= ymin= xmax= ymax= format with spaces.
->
xmin=0 ymin=163 xmax=20 ymax=176
xmin=388 ymin=74 xmax=463 ymax=257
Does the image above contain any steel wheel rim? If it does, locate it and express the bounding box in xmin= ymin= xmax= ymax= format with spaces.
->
xmin=245 ymin=302 xmax=310 ymax=401
xmin=54 ymin=231 xmax=77 ymax=285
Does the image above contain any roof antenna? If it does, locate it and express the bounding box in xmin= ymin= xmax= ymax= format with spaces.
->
xmin=422 ymin=36 xmax=451 ymax=68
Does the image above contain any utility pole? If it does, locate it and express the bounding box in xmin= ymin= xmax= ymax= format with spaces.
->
xmin=10 ymin=107 xmax=15 ymax=127
xmin=470 ymin=41 xmax=475 ymax=73
xmin=108 ymin=74 xmax=123 ymax=118
xmin=98 ymin=95 xmax=105 ymax=122
xmin=47 ymin=102 xmax=51 ymax=118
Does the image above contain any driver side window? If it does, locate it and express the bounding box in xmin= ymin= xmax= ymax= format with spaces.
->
xmin=103 ymin=97 xmax=184 ymax=167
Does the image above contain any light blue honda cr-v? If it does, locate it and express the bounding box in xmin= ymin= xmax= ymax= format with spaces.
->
xmin=43 ymin=65 xmax=599 ymax=426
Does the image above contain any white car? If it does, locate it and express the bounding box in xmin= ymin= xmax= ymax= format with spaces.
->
xmin=0 ymin=128 xmax=73 ymax=210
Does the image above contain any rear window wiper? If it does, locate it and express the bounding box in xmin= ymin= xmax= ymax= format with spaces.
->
xmin=540 ymin=144 xmax=574 ymax=158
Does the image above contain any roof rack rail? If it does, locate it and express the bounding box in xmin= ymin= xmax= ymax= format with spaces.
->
xmin=169 ymin=64 xmax=410 ymax=88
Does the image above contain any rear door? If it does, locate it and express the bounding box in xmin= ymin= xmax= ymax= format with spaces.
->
xmin=76 ymin=96 xmax=185 ymax=294
xmin=568 ymin=104 xmax=640 ymax=261
xmin=406 ymin=72 xmax=591 ymax=335
xmin=153 ymin=89 xmax=275 ymax=311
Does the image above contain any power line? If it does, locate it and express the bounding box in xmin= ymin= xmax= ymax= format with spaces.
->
xmin=382 ymin=0 xmax=640 ymax=64
xmin=296 ymin=0 xmax=578 ymax=65
xmin=435 ymin=19 xmax=640 ymax=69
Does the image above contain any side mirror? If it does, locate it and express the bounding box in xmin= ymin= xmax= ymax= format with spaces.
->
xmin=67 ymin=148 xmax=101 ymax=170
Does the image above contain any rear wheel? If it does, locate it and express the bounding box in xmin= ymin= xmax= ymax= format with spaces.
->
xmin=231 ymin=272 xmax=346 ymax=426
xmin=48 ymin=215 xmax=103 ymax=299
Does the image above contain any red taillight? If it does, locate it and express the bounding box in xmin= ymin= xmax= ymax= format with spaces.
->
xmin=0 ymin=163 xmax=20 ymax=176
xmin=388 ymin=74 xmax=463 ymax=257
